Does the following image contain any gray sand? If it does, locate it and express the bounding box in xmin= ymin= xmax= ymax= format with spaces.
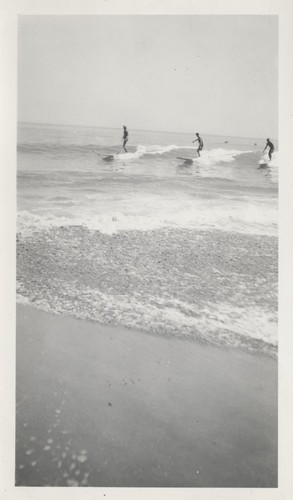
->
xmin=16 ymin=304 xmax=277 ymax=487
xmin=16 ymin=227 xmax=277 ymax=354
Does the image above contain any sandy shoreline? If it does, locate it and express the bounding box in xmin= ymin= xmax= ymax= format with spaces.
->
xmin=16 ymin=303 xmax=277 ymax=487
xmin=17 ymin=226 xmax=278 ymax=355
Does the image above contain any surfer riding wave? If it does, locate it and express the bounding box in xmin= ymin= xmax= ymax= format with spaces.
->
xmin=192 ymin=132 xmax=204 ymax=157
xmin=122 ymin=125 xmax=129 ymax=152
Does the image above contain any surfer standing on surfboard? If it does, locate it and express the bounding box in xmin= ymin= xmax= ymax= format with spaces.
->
xmin=122 ymin=126 xmax=128 ymax=152
xmin=263 ymin=138 xmax=274 ymax=161
xmin=192 ymin=132 xmax=204 ymax=157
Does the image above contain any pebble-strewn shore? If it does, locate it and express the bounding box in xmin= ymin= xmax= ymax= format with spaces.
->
xmin=17 ymin=226 xmax=278 ymax=355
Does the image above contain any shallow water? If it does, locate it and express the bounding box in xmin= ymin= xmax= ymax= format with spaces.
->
xmin=17 ymin=123 xmax=278 ymax=354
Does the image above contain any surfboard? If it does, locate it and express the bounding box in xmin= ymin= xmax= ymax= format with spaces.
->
xmin=176 ymin=157 xmax=193 ymax=163
xmin=103 ymin=155 xmax=115 ymax=161
xmin=258 ymin=159 xmax=270 ymax=167
xmin=103 ymin=153 xmax=132 ymax=161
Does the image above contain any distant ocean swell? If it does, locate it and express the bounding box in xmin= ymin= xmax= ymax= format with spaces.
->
xmin=17 ymin=124 xmax=278 ymax=356
xmin=16 ymin=226 xmax=278 ymax=356
xmin=17 ymin=142 xmax=279 ymax=186
xmin=18 ymin=142 xmax=257 ymax=162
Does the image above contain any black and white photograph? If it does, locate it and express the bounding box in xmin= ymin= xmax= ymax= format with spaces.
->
xmin=1 ymin=2 xmax=292 ymax=497
xmin=14 ymin=14 xmax=279 ymax=488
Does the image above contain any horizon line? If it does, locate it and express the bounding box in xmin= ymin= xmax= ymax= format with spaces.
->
xmin=17 ymin=120 xmax=276 ymax=142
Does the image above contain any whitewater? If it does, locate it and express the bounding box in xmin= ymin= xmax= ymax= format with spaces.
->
xmin=17 ymin=123 xmax=278 ymax=355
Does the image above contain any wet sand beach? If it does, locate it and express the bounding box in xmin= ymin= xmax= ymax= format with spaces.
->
xmin=17 ymin=227 xmax=278 ymax=355
xmin=16 ymin=124 xmax=278 ymax=488
xmin=16 ymin=304 xmax=277 ymax=487
xmin=13 ymin=13 xmax=281 ymax=492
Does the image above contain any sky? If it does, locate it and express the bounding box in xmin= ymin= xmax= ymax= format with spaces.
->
xmin=18 ymin=15 xmax=278 ymax=137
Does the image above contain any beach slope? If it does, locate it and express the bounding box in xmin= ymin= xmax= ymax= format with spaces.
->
xmin=16 ymin=304 xmax=277 ymax=487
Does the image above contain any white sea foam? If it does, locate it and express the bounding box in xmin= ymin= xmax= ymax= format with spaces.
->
xmin=114 ymin=146 xmax=254 ymax=166
xmin=16 ymin=293 xmax=31 ymax=306
xmin=16 ymin=286 xmax=277 ymax=349
xmin=17 ymin=125 xmax=278 ymax=355
xmin=257 ymin=151 xmax=278 ymax=183
xmin=192 ymin=148 xmax=253 ymax=166
xmin=264 ymin=150 xmax=279 ymax=168
xmin=17 ymin=142 xmax=277 ymax=237
xmin=114 ymin=144 xmax=198 ymax=160
xmin=17 ymin=197 xmax=277 ymax=237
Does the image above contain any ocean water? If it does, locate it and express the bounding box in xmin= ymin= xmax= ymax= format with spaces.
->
xmin=17 ymin=122 xmax=278 ymax=355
